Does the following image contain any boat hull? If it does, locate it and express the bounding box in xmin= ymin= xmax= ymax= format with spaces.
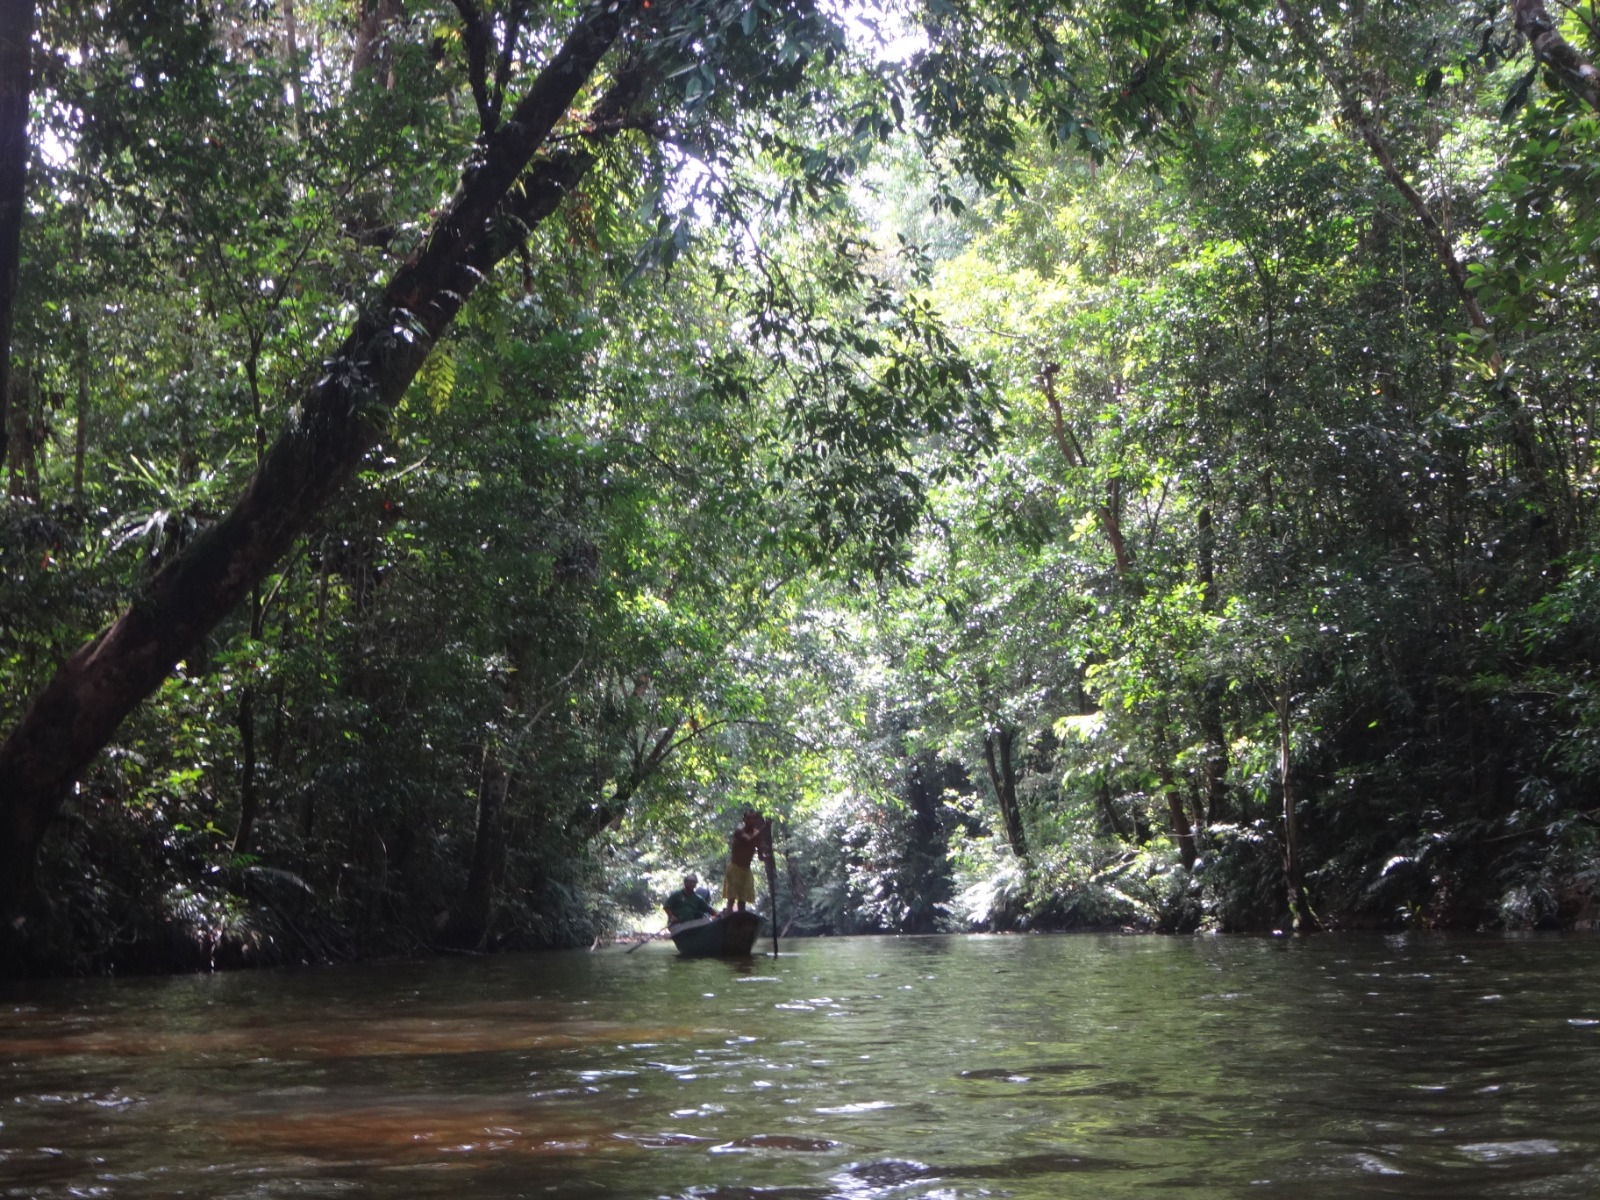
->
xmin=669 ymin=911 xmax=764 ymax=957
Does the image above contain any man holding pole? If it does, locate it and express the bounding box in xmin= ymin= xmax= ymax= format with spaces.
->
xmin=722 ymin=809 xmax=770 ymax=915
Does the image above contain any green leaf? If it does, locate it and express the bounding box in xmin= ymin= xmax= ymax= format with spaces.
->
xmin=1501 ymin=66 xmax=1539 ymax=122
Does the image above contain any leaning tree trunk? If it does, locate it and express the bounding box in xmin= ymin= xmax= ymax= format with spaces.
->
xmin=1042 ymin=362 xmax=1132 ymax=576
xmin=0 ymin=0 xmax=643 ymax=936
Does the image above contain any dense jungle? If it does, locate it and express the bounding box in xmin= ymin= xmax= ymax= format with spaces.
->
xmin=3 ymin=0 xmax=1600 ymax=977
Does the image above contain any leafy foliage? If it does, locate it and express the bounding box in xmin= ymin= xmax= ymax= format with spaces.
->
xmin=7 ymin=0 xmax=1600 ymax=972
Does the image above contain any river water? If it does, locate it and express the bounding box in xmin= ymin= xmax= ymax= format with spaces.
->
xmin=3 ymin=932 xmax=1598 ymax=1198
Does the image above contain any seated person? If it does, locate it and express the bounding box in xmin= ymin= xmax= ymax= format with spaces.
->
xmin=662 ymin=874 xmax=717 ymax=927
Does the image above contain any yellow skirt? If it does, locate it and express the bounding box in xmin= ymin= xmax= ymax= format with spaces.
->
xmin=722 ymin=862 xmax=756 ymax=905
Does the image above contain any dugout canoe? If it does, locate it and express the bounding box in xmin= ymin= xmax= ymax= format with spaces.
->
xmin=668 ymin=911 xmax=763 ymax=957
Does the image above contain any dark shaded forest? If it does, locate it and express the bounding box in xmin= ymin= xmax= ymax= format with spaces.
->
xmin=3 ymin=0 xmax=1600 ymax=976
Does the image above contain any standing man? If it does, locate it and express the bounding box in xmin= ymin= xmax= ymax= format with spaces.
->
xmin=722 ymin=809 xmax=769 ymax=914
xmin=663 ymin=874 xmax=717 ymax=928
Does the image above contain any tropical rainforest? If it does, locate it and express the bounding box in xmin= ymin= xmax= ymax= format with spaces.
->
xmin=3 ymin=0 xmax=1600 ymax=976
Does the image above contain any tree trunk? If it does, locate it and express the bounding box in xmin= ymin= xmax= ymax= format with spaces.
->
xmin=1196 ymin=500 xmax=1228 ymax=825
xmin=0 ymin=2 xmax=643 ymax=931
xmin=3 ymin=365 xmax=19 ymax=494
xmin=1159 ymin=759 xmax=1196 ymax=870
xmin=72 ymin=305 xmax=88 ymax=508
xmin=903 ymin=751 xmax=961 ymax=932
xmin=233 ymin=683 xmax=259 ymax=855
xmin=439 ymin=747 xmax=509 ymax=950
xmin=300 ymin=543 xmax=331 ymax=840
xmin=1199 ymin=694 xmax=1228 ymax=826
xmin=282 ymin=0 xmax=304 ymax=137
xmin=6 ymin=362 xmax=40 ymax=500
xmin=0 ymin=0 xmax=33 ymax=478
xmin=982 ymin=726 xmax=1027 ymax=857
xmin=231 ymin=585 xmax=267 ymax=855
xmin=1275 ymin=684 xmax=1317 ymax=932
xmin=353 ymin=0 xmax=405 ymax=88
xmin=1095 ymin=775 xmax=1130 ymax=840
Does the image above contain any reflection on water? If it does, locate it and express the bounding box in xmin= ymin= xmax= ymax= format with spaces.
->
xmin=2 ymin=933 xmax=1598 ymax=1198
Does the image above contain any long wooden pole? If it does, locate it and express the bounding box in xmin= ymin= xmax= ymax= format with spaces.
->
xmin=761 ymin=817 xmax=778 ymax=957
xmin=625 ymin=927 xmax=669 ymax=954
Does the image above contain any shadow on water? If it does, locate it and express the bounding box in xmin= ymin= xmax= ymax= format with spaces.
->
xmin=219 ymin=1106 xmax=852 ymax=1165
xmin=0 ymin=1020 xmax=703 ymax=1061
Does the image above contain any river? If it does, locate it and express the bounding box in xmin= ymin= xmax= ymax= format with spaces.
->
xmin=3 ymin=932 xmax=1598 ymax=1198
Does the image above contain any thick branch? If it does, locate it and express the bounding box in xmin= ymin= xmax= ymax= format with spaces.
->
xmin=1348 ymin=106 xmax=1500 ymax=367
xmin=1515 ymin=0 xmax=1600 ymax=112
xmin=565 ymin=712 xmax=768 ymax=841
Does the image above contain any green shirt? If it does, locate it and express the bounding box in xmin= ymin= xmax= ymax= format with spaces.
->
xmin=664 ymin=888 xmax=716 ymax=924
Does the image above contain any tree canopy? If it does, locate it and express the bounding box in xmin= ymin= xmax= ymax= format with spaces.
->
xmin=4 ymin=0 xmax=1600 ymax=972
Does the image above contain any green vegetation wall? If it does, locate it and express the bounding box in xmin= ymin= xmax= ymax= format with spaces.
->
xmin=5 ymin=0 xmax=1600 ymax=974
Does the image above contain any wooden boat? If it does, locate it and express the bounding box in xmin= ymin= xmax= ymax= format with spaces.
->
xmin=669 ymin=911 xmax=764 ymax=957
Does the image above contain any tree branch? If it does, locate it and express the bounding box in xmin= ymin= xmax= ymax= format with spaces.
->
xmin=1040 ymin=361 xmax=1132 ymax=576
xmin=495 ymin=0 xmax=530 ymax=125
xmin=1515 ymin=0 xmax=1600 ymax=112
xmin=451 ymin=0 xmax=496 ymax=133
xmin=1277 ymin=0 xmax=1501 ymax=371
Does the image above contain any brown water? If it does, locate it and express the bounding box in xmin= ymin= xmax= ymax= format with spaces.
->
xmin=3 ymin=932 xmax=1599 ymax=1198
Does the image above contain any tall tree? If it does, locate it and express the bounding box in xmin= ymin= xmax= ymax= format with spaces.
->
xmin=1 ymin=0 xmax=845 ymax=933
xmin=0 ymin=0 xmax=1006 ymax=962
xmin=0 ymin=0 xmax=33 ymax=472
